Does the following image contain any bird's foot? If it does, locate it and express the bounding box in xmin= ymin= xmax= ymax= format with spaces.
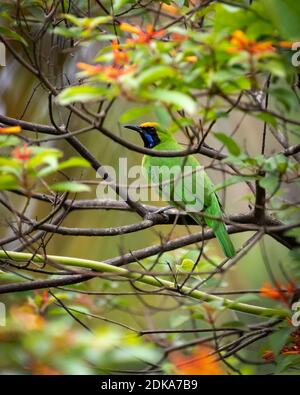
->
xmin=144 ymin=205 xmax=174 ymax=223
xmin=154 ymin=205 xmax=175 ymax=215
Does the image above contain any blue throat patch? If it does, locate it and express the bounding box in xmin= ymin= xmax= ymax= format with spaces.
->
xmin=141 ymin=128 xmax=160 ymax=148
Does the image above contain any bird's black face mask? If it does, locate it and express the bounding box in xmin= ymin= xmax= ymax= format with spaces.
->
xmin=124 ymin=125 xmax=161 ymax=149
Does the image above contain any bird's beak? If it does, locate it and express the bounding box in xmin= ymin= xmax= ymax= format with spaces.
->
xmin=123 ymin=124 xmax=142 ymax=133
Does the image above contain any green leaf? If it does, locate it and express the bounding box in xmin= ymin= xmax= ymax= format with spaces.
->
xmin=275 ymin=355 xmax=300 ymax=374
xmin=208 ymin=70 xmax=251 ymax=93
xmin=113 ymin=0 xmax=134 ymax=12
xmin=214 ymin=133 xmax=241 ymax=156
xmin=213 ymin=175 xmax=257 ymax=192
xmin=270 ymin=326 xmax=292 ymax=356
xmin=58 ymin=157 xmax=90 ymax=170
xmin=136 ymin=66 xmax=177 ymax=86
xmin=0 ymin=157 xmax=20 ymax=168
xmin=0 ymin=174 xmax=18 ymax=190
xmin=180 ymin=258 xmax=196 ymax=272
xmin=119 ymin=106 xmax=151 ymax=123
xmin=66 ymin=305 xmax=91 ymax=315
xmin=84 ymin=16 xmax=112 ymax=29
xmin=221 ymin=320 xmax=248 ymax=330
xmin=262 ymin=0 xmax=300 ymax=40
xmin=174 ymin=0 xmax=185 ymax=6
xmin=63 ymin=14 xmax=112 ymax=28
xmin=154 ymin=106 xmax=171 ymax=128
xmin=259 ymin=174 xmax=279 ymax=195
xmin=141 ymin=89 xmax=196 ymax=114
xmin=270 ymin=87 xmax=298 ymax=112
xmin=263 ymin=154 xmax=288 ymax=174
xmin=37 ymin=166 xmax=58 ymax=178
xmin=54 ymin=26 xmax=82 ymax=39
xmin=28 ymin=150 xmax=61 ymax=170
xmin=0 ymin=26 xmax=27 ymax=46
xmin=191 ymin=311 xmax=205 ymax=320
xmin=170 ymin=313 xmax=189 ymax=328
xmin=50 ymin=181 xmax=91 ymax=192
xmin=0 ymin=163 xmax=22 ymax=178
xmin=57 ymin=86 xmax=106 ymax=105
xmin=0 ymin=135 xmax=20 ymax=148
xmin=255 ymin=113 xmax=277 ymax=128
xmin=234 ymin=294 xmax=262 ymax=303
xmin=259 ymin=59 xmax=286 ymax=79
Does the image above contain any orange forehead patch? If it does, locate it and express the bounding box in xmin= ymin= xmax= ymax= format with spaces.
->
xmin=139 ymin=122 xmax=158 ymax=128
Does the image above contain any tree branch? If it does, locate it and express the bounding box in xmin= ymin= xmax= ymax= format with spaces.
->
xmin=0 ymin=250 xmax=289 ymax=319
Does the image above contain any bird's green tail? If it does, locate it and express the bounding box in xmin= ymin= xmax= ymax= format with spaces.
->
xmin=204 ymin=193 xmax=235 ymax=258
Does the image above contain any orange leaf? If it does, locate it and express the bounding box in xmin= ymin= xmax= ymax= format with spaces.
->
xmin=0 ymin=125 xmax=22 ymax=134
xmin=120 ymin=23 xmax=142 ymax=35
xmin=228 ymin=30 xmax=274 ymax=55
xmin=29 ymin=362 xmax=61 ymax=375
xmin=260 ymin=282 xmax=282 ymax=301
xmin=171 ymin=32 xmax=188 ymax=43
xmin=185 ymin=55 xmax=197 ymax=62
xmin=259 ymin=281 xmax=295 ymax=304
xmin=77 ymin=62 xmax=103 ymax=75
xmin=161 ymin=3 xmax=180 ymax=15
xmin=10 ymin=304 xmax=45 ymax=330
xmin=169 ymin=345 xmax=224 ymax=375
xmin=279 ymin=41 xmax=294 ymax=48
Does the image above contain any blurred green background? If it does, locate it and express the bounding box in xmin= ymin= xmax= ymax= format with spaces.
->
xmin=0 ymin=52 xmax=294 ymax=375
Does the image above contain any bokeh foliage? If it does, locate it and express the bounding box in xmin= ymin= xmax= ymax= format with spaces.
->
xmin=0 ymin=0 xmax=300 ymax=375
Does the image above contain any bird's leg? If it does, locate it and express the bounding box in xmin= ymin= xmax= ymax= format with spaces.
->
xmin=144 ymin=205 xmax=175 ymax=223
xmin=153 ymin=205 xmax=175 ymax=215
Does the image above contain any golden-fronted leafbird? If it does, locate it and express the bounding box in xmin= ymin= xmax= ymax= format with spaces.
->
xmin=124 ymin=122 xmax=236 ymax=257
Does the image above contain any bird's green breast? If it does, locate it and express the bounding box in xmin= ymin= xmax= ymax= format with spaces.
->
xmin=142 ymin=138 xmax=201 ymax=170
xmin=142 ymin=138 xmax=214 ymax=207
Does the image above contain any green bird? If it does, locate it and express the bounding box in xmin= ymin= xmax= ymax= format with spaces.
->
xmin=124 ymin=122 xmax=236 ymax=257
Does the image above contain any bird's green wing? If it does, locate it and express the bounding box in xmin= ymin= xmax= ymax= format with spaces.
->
xmin=143 ymin=153 xmax=235 ymax=258
xmin=143 ymin=155 xmax=206 ymax=213
xmin=203 ymin=192 xmax=235 ymax=258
